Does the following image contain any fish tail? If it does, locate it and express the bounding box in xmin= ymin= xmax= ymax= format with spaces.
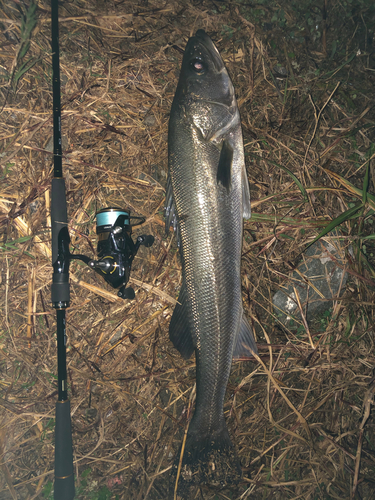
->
xmin=171 ymin=421 xmax=242 ymax=495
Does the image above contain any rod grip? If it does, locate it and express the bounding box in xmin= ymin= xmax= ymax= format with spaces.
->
xmin=51 ymin=178 xmax=68 ymax=263
xmin=51 ymin=178 xmax=70 ymax=305
xmin=54 ymin=399 xmax=75 ymax=500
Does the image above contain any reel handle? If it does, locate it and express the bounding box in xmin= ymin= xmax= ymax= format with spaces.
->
xmin=137 ymin=234 xmax=155 ymax=248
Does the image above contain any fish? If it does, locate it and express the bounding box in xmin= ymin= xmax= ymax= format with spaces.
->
xmin=165 ymin=30 xmax=258 ymax=491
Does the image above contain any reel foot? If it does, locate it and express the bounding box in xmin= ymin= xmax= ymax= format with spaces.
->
xmin=118 ymin=286 xmax=135 ymax=300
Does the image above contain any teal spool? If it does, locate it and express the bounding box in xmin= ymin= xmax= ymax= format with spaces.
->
xmin=96 ymin=208 xmax=130 ymax=232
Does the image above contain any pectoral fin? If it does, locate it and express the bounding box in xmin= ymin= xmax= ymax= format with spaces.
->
xmin=233 ymin=313 xmax=258 ymax=359
xmin=217 ymin=140 xmax=233 ymax=191
xmin=169 ymin=281 xmax=195 ymax=359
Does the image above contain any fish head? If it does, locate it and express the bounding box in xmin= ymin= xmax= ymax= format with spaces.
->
xmin=174 ymin=30 xmax=238 ymax=141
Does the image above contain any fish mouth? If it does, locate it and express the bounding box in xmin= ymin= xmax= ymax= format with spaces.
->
xmin=186 ymin=29 xmax=224 ymax=72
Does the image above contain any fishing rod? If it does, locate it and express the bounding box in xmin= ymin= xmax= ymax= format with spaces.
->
xmin=50 ymin=2 xmax=154 ymax=497
xmin=51 ymin=0 xmax=74 ymax=497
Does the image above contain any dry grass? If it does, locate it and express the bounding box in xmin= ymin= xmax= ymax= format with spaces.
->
xmin=0 ymin=0 xmax=375 ymax=499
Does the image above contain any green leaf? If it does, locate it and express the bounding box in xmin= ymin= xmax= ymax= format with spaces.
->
xmin=19 ymin=42 xmax=30 ymax=60
xmin=324 ymin=52 xmax=356 ymax=79
xmin=324 ymin=168 xmax=375 ymax=211
xmin=41 ymin=480 xmax=53 ymax=498
xmin=362 ymin=162 xmax=370 ymax=204
xmin=250 ymin=153 xmax=308 ymax=203
xmin=0 ymin=235 xmax=33 ymax=250
xmin=13 ymin=58 xmax=39 ymax=88
xmin=81 ymin=468 xmax=92 ymax=478
xmin=305 ymin=203 xmax=364 ymax=252
xmin=279 ymin=233 xmax=294 ymax=240
xmin=330 ymin=40 xmax=337 ymax=59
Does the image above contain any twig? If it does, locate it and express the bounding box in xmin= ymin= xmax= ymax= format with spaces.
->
xmin=352 ymin=382 xmax=375 ymax=498
xmin=303 ymin=82 xmax=341 ymax=175
xmin=27 ymin=265 xmax=34 ymax=348
xmin=174 ymin=384 xmax=195 ymax=499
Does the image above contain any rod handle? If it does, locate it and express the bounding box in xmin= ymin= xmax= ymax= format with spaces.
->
xmin=51 ymin=178 xmax=70 ymax=306
xmin=54 ymin=399 xmax=75 ymax=500
xmin=51 ymin=178 xmax=68 ymax=264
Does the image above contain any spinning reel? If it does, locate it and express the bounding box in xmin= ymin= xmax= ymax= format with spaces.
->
xmin=53 ymin=208 xmax=154 ymax=305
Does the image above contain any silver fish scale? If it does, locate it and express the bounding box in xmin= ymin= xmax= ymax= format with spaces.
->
xmin=169 ymin=117 xmax=244 ymax=435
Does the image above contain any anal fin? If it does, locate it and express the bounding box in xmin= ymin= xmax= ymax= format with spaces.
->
xmin=169 ymin=281 xmax=195 ymax=359
xmin=233 ymin=313 xmax=258 ymax=359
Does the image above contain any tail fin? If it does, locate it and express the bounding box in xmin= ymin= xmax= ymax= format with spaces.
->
xmin=170 ymin=424 xmax=242 ymax=496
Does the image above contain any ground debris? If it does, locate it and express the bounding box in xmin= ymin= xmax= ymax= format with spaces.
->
xmin=0 ymin=0 xmax=374 ymax=499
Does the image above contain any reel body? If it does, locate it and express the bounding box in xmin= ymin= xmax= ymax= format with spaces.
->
xmin=66 ymin=208 xmax=154 ymax=300
xmin=89 ymin=208 xmax=154 ymax=299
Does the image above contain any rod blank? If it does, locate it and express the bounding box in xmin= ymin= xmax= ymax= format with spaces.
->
xmin=51 ymin=0 xmax=75 ymax=498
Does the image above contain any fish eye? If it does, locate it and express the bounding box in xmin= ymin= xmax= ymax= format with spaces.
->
xmin=190 ymin=58 xmax=206 ymax=73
